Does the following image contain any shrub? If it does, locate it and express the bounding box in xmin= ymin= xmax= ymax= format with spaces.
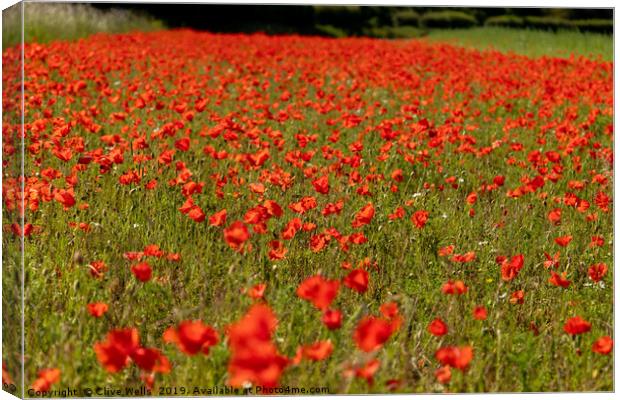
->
xmin=523 ymin=16 xmax=574 ymax=31
xmin=363 ymin=25 xmax=427 ymax=39
xmin=571 ymin=19 xmax=613 ymax=34
xmin=484 ymin=15 xmax=525 ymax=28
xmin=392 ymin=9 xmax=420 ymax=27
xmin=314 ymin=24 xmax=348 ymax=38
xmin=313 ymin=6 xmax=363 ymax=27
xmin=420 ymin=11 xmax=478 ymax=29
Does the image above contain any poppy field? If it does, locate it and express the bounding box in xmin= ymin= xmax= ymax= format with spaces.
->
xmin=1 ymin=29 xmax=614 ymax=396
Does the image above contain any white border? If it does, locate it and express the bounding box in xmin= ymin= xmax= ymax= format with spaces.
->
xmin=0 ymin=1 xmax=616 ymax=400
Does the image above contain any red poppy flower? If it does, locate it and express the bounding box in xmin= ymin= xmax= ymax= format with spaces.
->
xmin=472 ymin=306 xmax=487 ymax=320
xmin=466 ymin=192 xmax=477 ymax=205
xmin=451 ymin=251 xmax=476 ymax=263
xmin=343 ymin=268 xmax=369 ymax=293
xmin=548 ymin=271 xmax=571 ymax=288
xmin=564 ymin=316 xmax=591 ymax=335
xmin=509 ymin=290 xmax=524 ymax=305
xmin=2 ymin=363 xmax=13 ymax=385
xmin=132 ymin=348 xmax=171 ymax=373
xmin=590 ymin=236 xmax=605 ymax=247
xmin=31 ymin=368 xmax=61 ymax=392
xmin=441 ymin=280 xmax=468 ymax=295
xmin=379 ymin=302 xmax=399 ymax=319
xmin=322 ymin=309 xmax=342 ymax=330
xmin=267 ymin=240 xmax=288 ymax=260
xmin=226 ymin=304 xmax=288 ymax=388
xmin=435 ymin=346 xmax=473 ymax=370
xmin=355 ymin=359 xmax=381 ymax=385
xmin=289 ymin=196 xmax=317 ymax=214
xmin=428 ymin=318 xmax=448 ymax=336
xmin=94 ymin=328 xmax=140 ymax=373
xmin=588 ymin=263 xmax=608 ymax=282
xmin=280 ymin=218 xmax=300 ymax=240
xmin=175 ymin=137 xmax=190 ymax=151
xmin=438 ymin=245 xmax=455 ymax=257
xmin=249 ymin=182 xmax=266 ymax=195
xmin=209 ymin=209 xmax=227 ymax=227
xmin=388 ymin=206 xmax=405 ymax=220
xmin=543 ymin=252 xmax=560 ymax=269
xmin=296 ymin=275 xmax=340 ymax=310
xmin=263 ymin=200 xmax=283 ymax=218
xmin=554 ymin=235 xmax=573 ymax=247
xmin=131 ymin=262 xmax=152 ymax=282
xmin=391 ymin=169 xmax=403 ymax=182
xmin=501 ymin=254 xmax=524 ymax=281
xmin=594 ymin=191 xmax=610 ymax=212
xmin=411 ymin=210 xmax=429 ymax=228
xmin=312 ymin=175 xmax=330 ymax=194
xmin=547 ymin=208 xmax=562 ymax=225
xmin=185 ymin=205 xmax=205 ymax=223
xmin=87 ymin=302 xmax=109 ymax=318
xmin=88 ymin=260 xmax=108 ymax=278
xmin=435 ymin=365 xmax=451 ymax=384
xmin=53 ymin=189 xmax=76 ymax=209
xmin=163 ymin=320 xmax=219 ymax=355
xmin=353 ymin=316 xmax=397 ymax=352
xmin=223 ymin=221 xmax=250 ymax=251
xmin=302 ymin=340 xmax=333 ymax=361
xmin=592 ymin=336 xmax=613 ymax=355
xmin=247 ymin=283 xmax=267 ymax=300
xmin=352 ymin=203 xmax=375 ymax=228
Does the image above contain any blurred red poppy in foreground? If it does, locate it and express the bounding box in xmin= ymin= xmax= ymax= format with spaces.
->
xmin=163 ymin=320 xmax=219 ymax=355
xmin=435 ymin=346 xmax=473 ymax=370
xmin=353 ymin=316 xmax=399 ymax=352
xmin=297 ymin=275 xmax=340 ymax=310
xmin=226 ymin=304 xmax=288 ymax=388
xmin=31 ymin=368 xmax=61 ymax=392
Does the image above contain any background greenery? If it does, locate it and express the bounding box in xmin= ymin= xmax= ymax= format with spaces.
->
xmin=3 ymin=4 xmax=613 ymax=61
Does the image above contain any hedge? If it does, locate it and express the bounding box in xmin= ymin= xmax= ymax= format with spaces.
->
xmin=363 ymin=25 xmax=427 ymax=39
xmin=392 ymin=9 xmax=420 ymax=27
xmin=420 ymin=11 xmax=478 ymax=29
xmin=313 ymin=6 xmax=364 ymax=27
xmin=523 ymin=16 xmax=574 ymax=31
xmin=571 ymin=19 xmax=613 ymax=34
xmin=314 ymin=24 xmax=348 ymax=38
xmin=484 ymin=15 xmax=525 ymax=28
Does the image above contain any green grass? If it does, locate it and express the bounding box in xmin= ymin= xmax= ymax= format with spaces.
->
xmin=424 ymin=27 xmax=613 ymax=61
xmin=2 ymin=3 xmax=164 ymax=49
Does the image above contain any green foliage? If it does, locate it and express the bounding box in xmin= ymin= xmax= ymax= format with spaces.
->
xmin=523 ymin=16 xmax=574 ymax=32
xmin=314 ymin=24 xmax=348 ymax=38
xmin=571 ymin=19 xmax=613 ymax=34
xmin=484 ymin=15 xmax=525 ymax=29
xmin=421 ymin=10 xmax=478 ymax=29
xmin=363 ymin=26 xmax=427 ymax=39
xmin=313 ymin=6 xmax=364 ymax=28
xmin=392 ymin=9 xmax=420 ymax=27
